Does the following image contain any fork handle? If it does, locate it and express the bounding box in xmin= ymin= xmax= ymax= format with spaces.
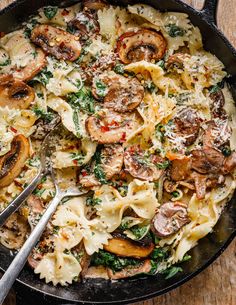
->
xmin=0 ymin=167 xmax=43 ymax=228
xmin=0 ymin=191 xmax=63 ymax=305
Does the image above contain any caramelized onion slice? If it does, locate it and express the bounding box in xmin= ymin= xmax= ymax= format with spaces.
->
xmin=31 ymin=25 xmax=81 ymax=61
xmin=124 ymin=145 xmax=165 ymax=181
xmin=107 ymin=259 xmax=152 ymax=280
xmin=151 ymin=201 xmax=190 ymax=238
xmin=104 ymin=234 xmax=154 ymax=259
xmin=86 ymin=110 xmax=141 ymax=144
xmin=0 ymin=76 xmax=35 ymax=109
xmin=117 ymin=29 xmax=167 ymax=64
xmin=0 ymin=135 xmax=30 ymax=187
xmin=92 ymin=73 xmax=144 ymax=112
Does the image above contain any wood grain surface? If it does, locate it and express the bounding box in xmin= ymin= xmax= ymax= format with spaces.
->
xmin=0 ymin=1 xmax=235 ymax=305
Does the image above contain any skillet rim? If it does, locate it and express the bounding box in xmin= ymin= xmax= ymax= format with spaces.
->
xmin=0 ymin=0 xmax=236 ymax=303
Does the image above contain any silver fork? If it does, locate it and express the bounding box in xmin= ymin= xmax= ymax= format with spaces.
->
xmin=0 ymin=124 xmax=87 ymax=305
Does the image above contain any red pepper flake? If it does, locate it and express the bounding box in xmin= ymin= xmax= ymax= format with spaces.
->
xmin=73 ymin=160 xmax=78 ymax=165
xmin=109 ymin=120 xmax=119 ymax=127
xmin=62 ymin=9 xmax=70 ymax=16
xmin=37 ymin=184 xmax=43 ymax=190
xmin=81 ymin=170 xmax=88 ymax=177
xmin=10 ymin=126 xmax=17 ymax=133
xmin=123 ymin=43 xmax=127 ymax=49
xmin=101 ymin=125 xmax=110 ymax=132
xmin=120 ymin=132 xmax=126 ymax=142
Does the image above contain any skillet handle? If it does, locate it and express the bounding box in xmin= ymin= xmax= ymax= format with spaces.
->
xmin=201 ymin=0 xmax=218 ymax=25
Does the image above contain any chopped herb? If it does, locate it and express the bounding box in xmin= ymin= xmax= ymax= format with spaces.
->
xmin=151 ymin=247 xmax=169 ymax=260
xmin=162 ymin=266 xmax=183 ymax=279
xmin=93 ymin=149 xmax=107 ymax=184
xmin=221 ymin=146 xmax=232 ymax=157
xmin=86 ymin=197 xmax=102 ymax=206
xmin=117 ymin=184 xmax=128 ymax=197
xmin=28 ymin=157 xmax=40 ymax=167
xmin=0 ymin=58 xmax=11 ymax=67
xmin=53 ymin=226 xmax=60 ymax=234
xmin=24 ymin=18 xmax=39 ymax=38
xmin=129 ymin=225 xmax=149 ymax=240
xmin=43 ymin=6 xmax=58 ymax=19
xmin=33 ymin=188 xmax=45 ymax=197
xmin=156 ymin=60 xmax=165 ymax=70
xmin=166 ymin=24 xmax=186 ymax=37
xmin=209 ymin=84 xmax=220 ymax=94
xmin=36 ymin=92 xmax=44 ymax=98
xmin=156 ymin=160 xmax=170 ymax=169
xmin=91 ymin=250 xmax=140 ymax=272
xmin=149 ymin=260 xmax=158 ymax=275
xmin=181 ymin=254 xmax=191 ymax=262
xmin=40 ymin=176 xmax=47 ymax=184
xmin=33 ymin=107 xmax=54 ymax=123
xmin=95 ymin=79 xmax=108 ymax=98
xmin=31 ymin=68 xmax=53 ymax=86
xmin=155 ymin=124 xmax=165 ymax=143
xmin=70 ymin=153 xmax=85 ymax=165
xmin=171 ymin=190 xmax=180 ymax=198
xmin=145 ymin=81 xmax=156 ymax=93
xmin=67 ymin=87 xmax=95 ymax=114
xmin=114 ymin=63 xmax=125 ymax=75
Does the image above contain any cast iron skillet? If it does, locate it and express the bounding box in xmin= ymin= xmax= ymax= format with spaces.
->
xmin=0 ymin=0 xmax=236 ymax=304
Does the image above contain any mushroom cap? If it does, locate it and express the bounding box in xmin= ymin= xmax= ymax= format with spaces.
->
xmin=92 ymin=72 xmax=144 ymax=112
xmin=31 ymin=24 xmax=81 ymax=61
xmin=0 ymin=134 xmax=30 ymax=187
xmin=151 ymin=201 xmax=190 ymax=238
xmin=117 ymin=29 xmax=167 ymax=64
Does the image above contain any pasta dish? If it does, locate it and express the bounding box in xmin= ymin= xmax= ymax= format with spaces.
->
xmin=0 ymin=0 xmax=236 ymax=286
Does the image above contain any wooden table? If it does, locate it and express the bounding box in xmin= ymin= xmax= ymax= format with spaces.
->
xmin=0 ymin=1 xmax=235 ymax=305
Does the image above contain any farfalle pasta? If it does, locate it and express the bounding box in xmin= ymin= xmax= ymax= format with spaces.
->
xmin=0 ymin=0 xmax=235 ymax=287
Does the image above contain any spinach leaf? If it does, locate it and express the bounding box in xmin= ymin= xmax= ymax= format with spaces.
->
xmin=67 ymin=87 xmax=95 ymax=114
xmin=91 ymin=250 xmax=140 ymax=272
xmin=31 ymin=68 xmax=53 ymax=86
xmin=94 ymin=79 xmax=108 ymax=98
xmin=43 ymin=6 xmax=58 ymax=20
xmin=72 ymin=109 xmax=82 ymax=138
xmin=156 ymin=160 xmax=170 ymax=169
xmin=24 ymin=19 xmax=39 ymax=38
xmin=0 ymin=58 xmax=11 ymax=67
xmin=70 ymin=153 xmax=85 ymax=165
xmin=162 ymin=266 xmax=183 ymax=279
xmin=129 ymin=225 xmax=149 ymax=240
xmin=151 ymin=247 xmax=169 ymax=260
xmin=114 ymin=63 xmax=125 ymax=75
xmin=93 ymin=149 xmax=107 ymax=184
xmin=32 ymin=107 xmax=54 ymax=123
xmin=209 ymin=84 xmax=220 ymax=94
xmin=166 ymin=24 xmax=186 ymax=37
xmin=86 ymin=197 xmax=102 ymax=207
xmin=221 ymin=145 xmax=231 ymax=157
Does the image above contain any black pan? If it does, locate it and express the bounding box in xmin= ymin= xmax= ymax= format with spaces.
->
xmin=0 ymin=0 xmax=236 ymax=304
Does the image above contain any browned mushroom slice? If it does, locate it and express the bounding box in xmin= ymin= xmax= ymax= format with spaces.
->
xmin=68 ymin=12 xmax=99 ymax=37
xmin=202 ymin=120 xmax=231 ymax=149
xmin=151 ymin=201 xmax=190 ymax=238
xmin=86 ymin=110 xmax=141 ymax=144
xmin=191 ymin=147 xmax=224 ymax=174
xmin=0 ymin=135 xmax=30 ymax=187
xmin=83 ymin=0 xmax=108 ymax=10
xmin=209 ymin=88 xmax=227 ymax=119
xmin=27 ymin=194 xmax=45 ymax=214
xmin=117 ymin=29 xmax=167 ymax=64
xmin=191 ymin=172 xmax=207 ymax=200
xmin=223 ymin=151 xmax=236 ymax=173
xmin=31 ymin=25 xmax=81 ymax=61
xmin=92 ymin=73 xmax=144 ymax=112
xmin=13 ymin=48 xmax=46 ymax=82
xmin=166 ymin=52 xmax=190 ymax=70
xmin=173 ymin=107 xmax=201 ymax=146
xmin=0 ymin=77 xmax=35 ymax=109
xmin=104 ymin=234 xmax=154 ymax=258
xmin=79 ymin=144 xmax=124 ymax=187
xmin=107 ymin=259 xmax=152 ymax=280
xmin=170 ymin=156 xmax=191 ymax=181
xmin=124 ymin=145 xmax=164 ymax=181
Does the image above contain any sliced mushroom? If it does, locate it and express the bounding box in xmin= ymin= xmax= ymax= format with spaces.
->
xmin=83 ymin=0 xmax=108 ymax=10
xmin=202 ymin=120 xmax=231 ymax=149
xmin=0 ymin=76 xmax=35 ymax=109
xmin=104 ymin=234 xmax=154 ymax=258
xmin=209 ymin=89 xmax=226 ymax=119
xmin=92 ymin=73 xmax=144 ymax=112
xmin=124 ymin=145 xmax=165 ymax=181
xmin=68 ymin=12 xmax=99 ymax=37
xmin=191 ymin=172 xmax=207 ymax=200
xmin=0 ymin=213 xmax=29 ymax=249
xmin=223 ymin=151 xmax=236 ymax=174
xmin=166 ymin=53 xmax=190 ymax=70
xmin=0 ymin=135 xmax=30 ymax=187
xmin=191 ymin=147 xmax=224 ymax=174
xmin=13 ymin=48 xmax=46 ymax=82
xmin=117 ymin=29 xmax=167 ymax=64
xmin=86 ymin=110 xmax=141 ymax=144
xmin=31 ymin=25 xmax=81 ymax=61
xmin=151 ymin=201 xmax=190 ymax=238
xmin=79 ymin=144 xmax=124 ymax=187
xmin=107 ymin=259 xmax=152 ymax=280
xmin=170 ymin=156 xmax=191 ymax=181
xmin=173 ymin=107 xmax=201 ymax=146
